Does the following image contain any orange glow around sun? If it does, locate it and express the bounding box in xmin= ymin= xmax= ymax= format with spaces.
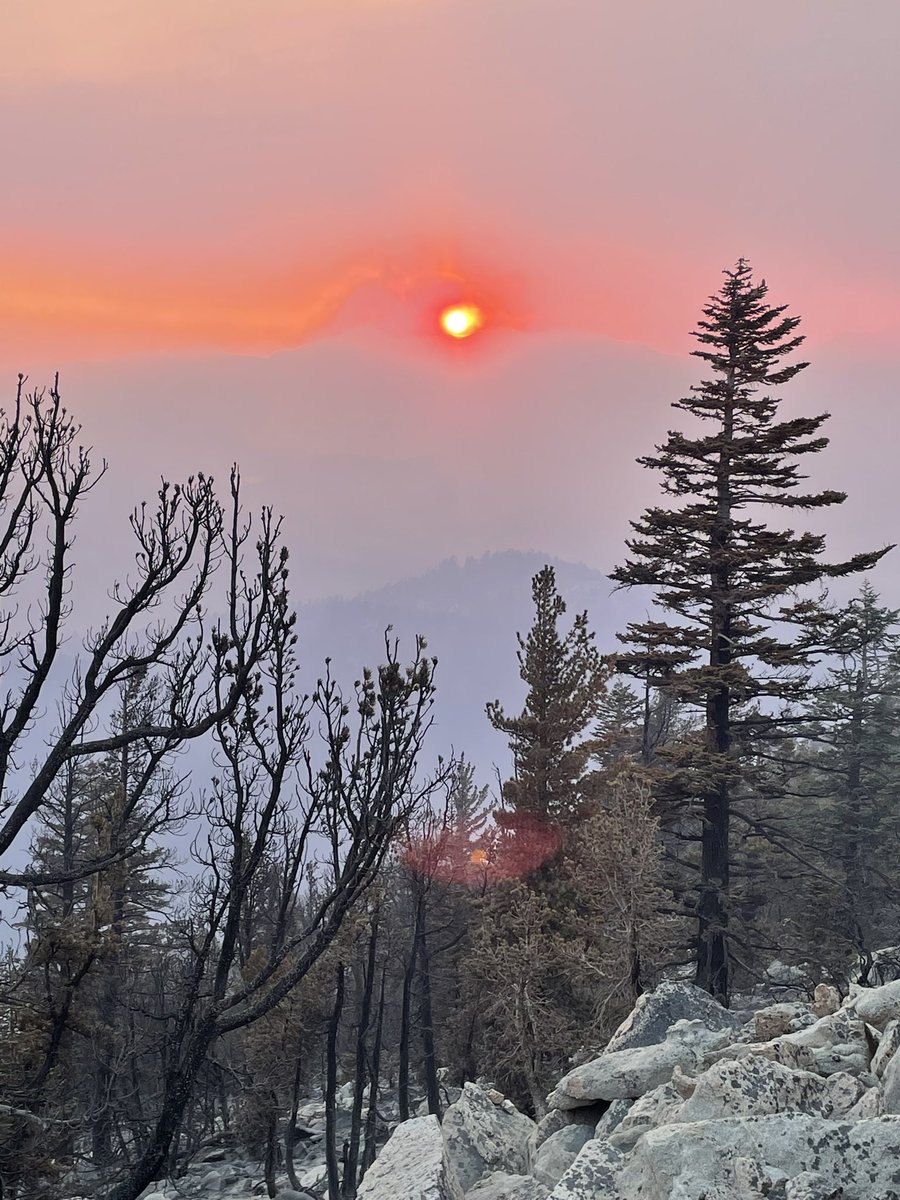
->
xmin=440 ymin=303 xmax=483 ymax=339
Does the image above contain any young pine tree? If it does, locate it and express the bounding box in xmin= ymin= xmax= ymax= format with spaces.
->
xmin=487 ymin=566 xmax=607 ymax=820
xmin=612 ymin=260 xmax=890 ymax=1002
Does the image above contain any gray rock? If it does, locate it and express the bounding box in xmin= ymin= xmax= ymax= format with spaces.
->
xmin=872 ymin=1017 xmax=900 ymax=1078
xmin=713 ymin=1036 xmax=819 ymax=1074
xmin=196 ymin=1148 xmax=228 ymax=1163
xmin=822 ymin=1071 xmax=866 ymax=1116
xmin=298 ymin=1162 xmax=328 ymax=1191
xmin=604 ymin=980 xmax=741 ymax=1054
xmin=442 ymin=1083 xmax=534 ymax=1193
xmin=753 ymin=1002 xmax=815 ymax=1042
xmin=812 ymin=984 xmax=841 ymax=1018
xmin=785 ymin=1173 xmax=844 ymax=1200
xmin=676 ymin=1057 xmax=834 ymax=1123
xmin=848 ymin=979 xmax=900 ymax=1030
xmin=715 ymin=1009 xmax=872 ymax=1080
xmin=532 ymin=1126 xmax=594 ymax=1188
xmin=356 ymin=1115 xmax=462 ymax=1200
xmin=529 ymin=1109 xmax=569 ymax=1157
xmin=547 ymin=1139 xmax=623 ymax=1199
xmin=528 ymin=1107 xmax=600 ymax=1162
xmin=782 ymin=1009 xmax=872 ymax=1077
xmin=607 ymin=1113 xmax=900 ymax=1200
xmin=881 ymin=1042 xmax=900 ymax=1113
xmin=593 ymin=1098 xmax=631 ymax=1139
xmin=668 ymin=1155 xmax=772 ymax=1200
xmin=466 ymin=1172 xmax=548 ymax=1200
xmin=844 ymin=1086 xmax=883 ymax=1120
xmin=616 ymin=1081 xmax=683 ymax=1134
xmin=548 ymin=1019 xmax=729 ymax=1108
xmin=198 ymin=1167 xmax=239 ymax=1192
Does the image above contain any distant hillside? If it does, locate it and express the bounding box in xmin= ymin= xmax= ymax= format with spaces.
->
xmin=299 ymin=551 xmax=636 ymax=787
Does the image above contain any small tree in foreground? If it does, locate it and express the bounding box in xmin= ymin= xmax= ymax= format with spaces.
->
xmin=612 ymin=261 xmax=890 ymax=1003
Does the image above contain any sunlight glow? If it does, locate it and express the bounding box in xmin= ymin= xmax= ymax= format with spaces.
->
xmin=440 ymin=303 xmax=483 ymax=339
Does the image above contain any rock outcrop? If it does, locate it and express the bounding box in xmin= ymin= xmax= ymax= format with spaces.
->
xmin=352 ymin=973 xmax=900 ymax=1200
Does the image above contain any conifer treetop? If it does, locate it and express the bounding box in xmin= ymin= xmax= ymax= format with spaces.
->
xmin=612 ymin=259 xmax=892 ymax=695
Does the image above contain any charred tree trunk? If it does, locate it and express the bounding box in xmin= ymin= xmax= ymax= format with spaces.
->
xmin=361 ymin=970 xmax=387 ymax=1177
xmin=343 ymin=909 xmax=379 ymax=1199
xmin=264 ymin=1107 xmax=278 ymax=1199
xmin=696 ymin=376 xmax=734 ymax=1006
xmin=284 ymin=1049 xmax=305 ymax=1192
xmin=416 ymin=919 xmax=442 ymax=1119
xmin=325 ymin=963 xmax=345 ymax=1200
xmin=397 ymin=896 xmax=423 ymax=1121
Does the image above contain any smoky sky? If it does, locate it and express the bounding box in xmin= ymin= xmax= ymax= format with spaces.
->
xmin=2 ymin=0 xmax=898 ymax=603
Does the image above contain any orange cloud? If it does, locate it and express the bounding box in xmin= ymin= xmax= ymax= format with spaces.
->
xmin=0 ymin=229 xmax=534 ymax=363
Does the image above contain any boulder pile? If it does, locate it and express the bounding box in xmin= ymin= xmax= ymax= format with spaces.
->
xmin=361 ymin=978 xmax=900 ymax=1200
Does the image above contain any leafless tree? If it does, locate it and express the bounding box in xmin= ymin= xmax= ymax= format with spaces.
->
xmin=0 ymin=376 xmax=286 ymax=890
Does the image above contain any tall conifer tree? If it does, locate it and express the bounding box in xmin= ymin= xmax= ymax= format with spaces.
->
xmin=612 ymin=260 xmax=890 ymax=1002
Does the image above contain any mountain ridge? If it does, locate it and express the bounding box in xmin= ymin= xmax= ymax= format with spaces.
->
xmin=299 ymin=549 xmax=634 ymax=784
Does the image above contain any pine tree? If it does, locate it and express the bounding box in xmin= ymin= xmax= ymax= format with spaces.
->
xmin=20 ymin=674 xmax=172 ymax=1170
xmin=611 ymin=260 xmax=891 ymax=1002
xmin=803 ymin=584 xmax=900 ymax=960
xmin=487 ymin=566 xmax=607 ymax=820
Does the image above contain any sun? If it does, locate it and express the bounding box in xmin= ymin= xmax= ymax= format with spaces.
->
xmin=440 ymin=303 xmax=483 ymax=339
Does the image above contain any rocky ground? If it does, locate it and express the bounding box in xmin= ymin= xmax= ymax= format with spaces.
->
xmin=359 ymin=977 xmax=900 ymax=1200
xmin=127 ymin=970 xmax=900 ymax=1200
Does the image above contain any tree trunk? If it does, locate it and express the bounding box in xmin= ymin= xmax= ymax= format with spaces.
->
xmin=416 ymin=919 xmax=442 ymax=1119
xmin=103 ymin=1014 xmax=217 ymax=1200
xmin=696 ymin=374 xmax=733 ymax=1005
xmin=325 ymin=963 xmax=345 ymax=1200
xmin=361 ymin=970 xmax=387 ymax=1177
xmin=343 ymin=910 xmax=379 ymax=1199
xmin=842 ymin=675 xmax=866 ymax=952
xmin=284 ymin=1048 xmax=304 ymax=1192
xmin=397 ymin=897 xmax=423 ymax=1121
xmin=264 ymin=1108 xmax=277 ymax=1199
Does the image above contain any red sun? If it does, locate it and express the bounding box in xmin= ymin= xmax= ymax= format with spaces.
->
xmin=439 ymin=303 xmax=484 ymax=339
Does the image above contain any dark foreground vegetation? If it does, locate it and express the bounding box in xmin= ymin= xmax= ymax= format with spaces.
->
xmin=1 ymin=263 xmax=897 ymax=1199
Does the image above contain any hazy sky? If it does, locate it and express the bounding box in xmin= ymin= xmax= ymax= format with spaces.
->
xmin=3 ymin=0 xmax=899 ymax=602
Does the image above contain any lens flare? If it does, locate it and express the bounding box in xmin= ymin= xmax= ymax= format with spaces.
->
xmin=440 ymin=303 xmax=483 ymax=339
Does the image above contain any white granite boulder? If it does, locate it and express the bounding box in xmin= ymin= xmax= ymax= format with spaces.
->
xmin=547 ymin=1018 xmax=730 ymax=1109
xmin=531 ymin=1126 xmax=594 ymax=1189
xmin=547 ymin=1139 xmax=623 ymax=1200
xmin=872 ymin=1017 xmax=900 ymax=1078
xmin=848 ymin=979 xmax=900 ymax=1030
xmin=613 ymin=1080 xmax=684 ymax=1138
xmin=676 ymin=1057 xmax=835 ymax=1123
xmin=785 ymin=1171 xmax=844 ymax=1200
xmin=357 ymin=1115 xmax=462 ymax=1200
xmin=881 ymin=1043 xmax=900 ymax=1114
xmin=466 ymin=1171 xmax=549 ymax=1200
xmin=605 ymin=1113 xmax=900 ymax=1200
xmin=604 ymin=980 xmax=742 ymax=1054
xmin=442 ymin=1083 xmax=534 ymax=1193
